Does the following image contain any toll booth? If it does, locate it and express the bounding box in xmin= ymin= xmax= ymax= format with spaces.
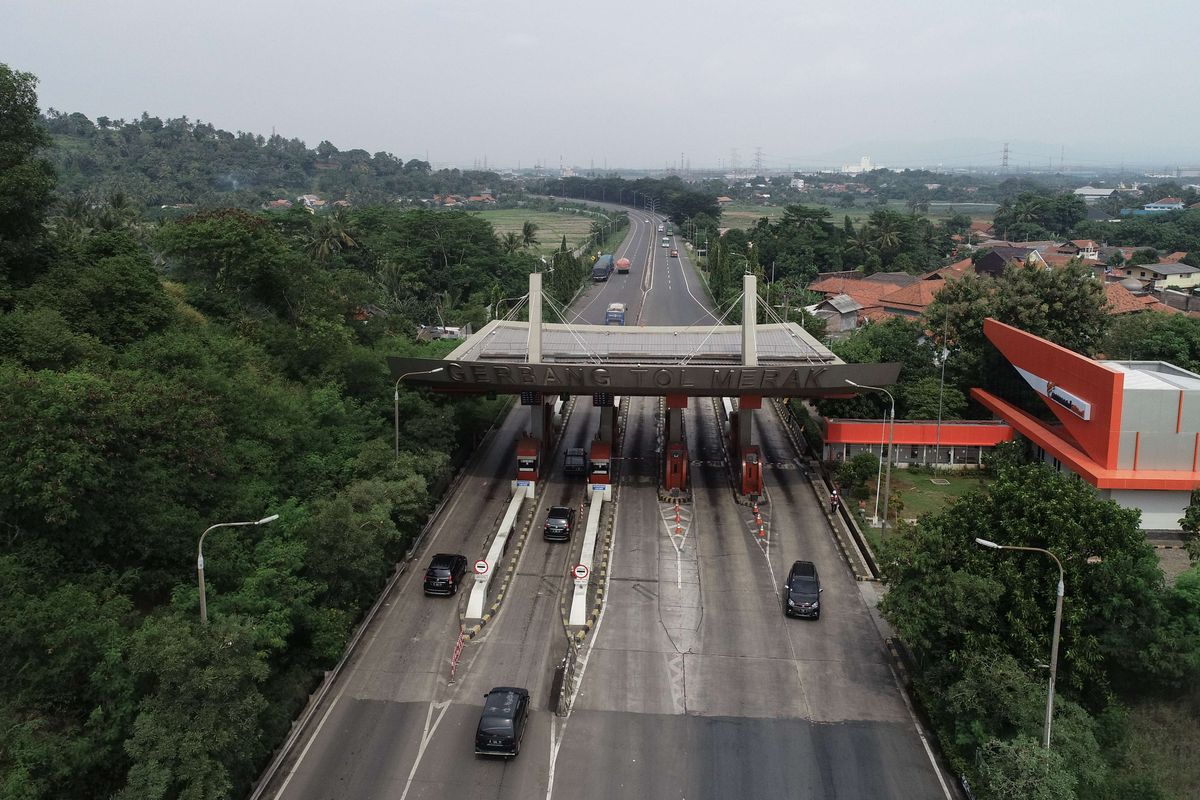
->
xmin=515 ymin=436 xmax=540 ymax=497
xmin=740 ymin=445 xmax=763 ymax=498
xmin=664 ymin=443 xmax=689 ymax=495
xmin=589 ymin=440 xmax=612 ymax=501
xmin=663 ymin=394 xmax=689 ymax=497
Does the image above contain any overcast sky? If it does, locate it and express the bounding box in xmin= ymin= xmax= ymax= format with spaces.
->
xmin=3 ymin=0 xmax=1197 ymax=170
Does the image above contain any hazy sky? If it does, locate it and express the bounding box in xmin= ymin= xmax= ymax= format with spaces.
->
xmin=3 ymin=0 xmax=1197 ymax=170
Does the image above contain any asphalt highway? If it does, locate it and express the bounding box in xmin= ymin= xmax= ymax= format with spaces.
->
xmin=262 ymin=213 xmax=950 ymax=800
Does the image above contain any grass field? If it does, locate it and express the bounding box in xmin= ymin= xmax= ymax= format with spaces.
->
xmin=856 ymin=468 xmax=988 ymax=552
xmin=471 ymin=209 xmax=602 ymax=255
xmin=719 ymin=200 xmax=997 ymax=231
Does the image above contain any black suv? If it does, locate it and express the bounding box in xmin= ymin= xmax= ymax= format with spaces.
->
xmin=783 ymin=560 xmax=822 ymax=619
xmin=543 ymin=506 xmax=576 ymax=542
xmin=423 ymin=553 xmax=468 ymax=596
xmin=475 ymin=686 xmax=530 ymax=757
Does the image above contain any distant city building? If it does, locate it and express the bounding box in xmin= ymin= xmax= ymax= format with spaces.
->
xmin=1073 ymin=185 xmax=1116 ymax=204
xmin=840 ymin=155 xmax=878 ymax=175
xmin=789 ymin=177 xmax=805 ymax=189
xmin=1144 ymin=197 xmax=1186 ymax=212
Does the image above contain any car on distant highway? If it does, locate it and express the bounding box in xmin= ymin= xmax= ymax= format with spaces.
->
xmin=544 ymin=506 xmax=576 ymax=542
xmin=670 ymin=249 xmax=678 ymax=257
xmin=783 ymin=560 xmax=822 ymax=619
xmin=657 ymin=224 xmax=665 ymax=232
xmin=475 ymin=686 xmax=530 ymax=757
xmin=423 ymin=553 xmax=468 ymax=596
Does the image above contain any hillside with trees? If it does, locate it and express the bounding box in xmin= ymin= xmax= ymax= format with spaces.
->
xmin=0 ymin=63 xmax=606 ymax=800
xmin=41 ymin=108 xmax=512 ymax=210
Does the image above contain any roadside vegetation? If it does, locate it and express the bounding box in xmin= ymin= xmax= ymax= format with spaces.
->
xmin=0 ymin=64 xmax=605 ymax=800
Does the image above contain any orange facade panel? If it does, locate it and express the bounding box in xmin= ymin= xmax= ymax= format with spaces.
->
xmin=983 ymin=319 xmax=1124 ymax=469
xmin=972 ymin=388 xmax=1200 ymax=491
xmin=824 ymin=419 xmax=1014 ymax=447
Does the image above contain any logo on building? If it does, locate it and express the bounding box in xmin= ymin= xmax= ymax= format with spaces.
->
xmin=1014 ymin=367 xmax=1092 ymax=420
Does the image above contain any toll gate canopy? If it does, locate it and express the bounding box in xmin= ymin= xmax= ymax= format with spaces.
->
xmin=390 ymin=319 xmax=901 ymax=398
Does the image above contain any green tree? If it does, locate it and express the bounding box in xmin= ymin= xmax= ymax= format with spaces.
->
xmin=520 ymin=220 xmax=540 ymax=250
xmin=901 ymin=375 xmax=967 ymax=420
xmin=0 ymin=63 xmax=56 ymax=285
xmin=973 ymin=737 xmax=1078 ymax=800
xmin=116 ymin=615 xmax=268 ymax=800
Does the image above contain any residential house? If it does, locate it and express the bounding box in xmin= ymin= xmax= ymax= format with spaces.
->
xmin=716 ymin=196 xmax=734 ymax=205
xmin=877 ymin=280 xmax=944 ymax=317
xmin=809 ymin=294 xmax=862 ymax=335
xmin=1120 ymin=262 xmax=1200 ymax=291
xmin=297 ymin=194 xmax=326 ymax=210
xmin=262 ymin=199 xmax=293 ymax=211
xmin=968 ymin=220 xmax=995 ymax=240
xmin=1104 ymin=281 xmax=1178 ymax=315
xmin=1057 ymin=239 xmax=1100 ymax=259
xmin=974 ymin=246 xmax=1045 ymax=278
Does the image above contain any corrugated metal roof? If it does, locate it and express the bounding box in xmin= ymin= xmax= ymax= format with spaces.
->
xmin=447 ymin=320 xmax=837 ymax=365
xmin=1105 ymin=361 xmax=1200 ymax=391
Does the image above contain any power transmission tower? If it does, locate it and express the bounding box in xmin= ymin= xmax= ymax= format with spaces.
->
xmin=1001 ymin=142 xmax=1009 ymax=172
xmin=730 ymin=148 xmax=739 ymax=174
xmin=754 ymin=146 xmax=764 ymax=175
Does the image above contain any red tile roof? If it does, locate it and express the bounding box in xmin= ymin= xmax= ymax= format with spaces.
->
xmin=879 ymin=280 xmax=943 ymax=313
xmin=1103 ymin=282 xmax=1178 ymax=315
xmin=807 ymin=276 xmax=898 ymax=306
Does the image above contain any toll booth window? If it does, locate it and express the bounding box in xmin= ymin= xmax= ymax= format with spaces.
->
xmin=518 ymin=457 xmax=537 ymax=471
xmin=590 ymin=461 xmax=609 ymax=476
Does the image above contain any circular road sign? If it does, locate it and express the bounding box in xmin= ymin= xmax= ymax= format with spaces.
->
xmin=572 ymin=563 xmax=590 ymax=581
xmin=474 ymin=559 xmax=489 ymax=575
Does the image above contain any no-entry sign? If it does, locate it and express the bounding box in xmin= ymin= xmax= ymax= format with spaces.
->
xmin=572 ymin=563 xmax=590 ymax=581
xmin=474 ymin=559 xmax=489 ymax=575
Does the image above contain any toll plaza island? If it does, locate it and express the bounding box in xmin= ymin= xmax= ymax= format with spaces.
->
xmin=392 ymin=273 xmax=899 ymax=625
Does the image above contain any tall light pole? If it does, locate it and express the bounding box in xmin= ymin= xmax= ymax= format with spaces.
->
xmin=846 ymin=379 xmax=895 ymax=527
xmin=198 ymin=514 xmax=279 ymax=624
xmin=395 ymin=367 xmax=445 ymax=456
xmin=934 ymin=345 xmax=949 ymax=465
xmin=974 ymin=538 xmax=1072 ymax=749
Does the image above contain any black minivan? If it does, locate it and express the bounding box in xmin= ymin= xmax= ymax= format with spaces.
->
xmin=544 ymin=506 xmax=576 ymax=542
xmin=423 ymin=553 xmax=468 ymax=596
xmin=475 ymin=686 xmax=530 ymax=757
xmin=783 ymin=560 xmax=822 ymax=619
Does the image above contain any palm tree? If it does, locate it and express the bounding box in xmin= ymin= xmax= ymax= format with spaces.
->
xmin=306 ymin=209 xmax=359 ymax=263
xmin=500 ymin=231 xmax=522 ymax=254
xmin=846 ymin=225 xmax=875 ymax=265
xmin=870 ymin=215 xmax=903 ymax=257
xmin=521 ymin=220 xmax=540 ymax=250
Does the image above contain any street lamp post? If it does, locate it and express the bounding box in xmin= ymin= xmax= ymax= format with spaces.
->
xmin=934 ymin=345 xmax=949 ymax=465
xmin=974 ymin=538 xmax=1066 ymax=749
xmin=198 ymin=514 xmax=280 ymax=624
xmin=846 ymin=380 xmax=895 ymax=527
xmin=395 ymin=367 xmax=445 ymax=456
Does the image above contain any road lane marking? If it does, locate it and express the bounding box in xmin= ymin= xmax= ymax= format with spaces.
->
xmin=397 ymin=700 xmax=454 ymax=800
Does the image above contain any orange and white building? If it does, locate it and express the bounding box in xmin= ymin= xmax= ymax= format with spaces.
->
xmin=973 ymin=319 xmax=1200 ymax=530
